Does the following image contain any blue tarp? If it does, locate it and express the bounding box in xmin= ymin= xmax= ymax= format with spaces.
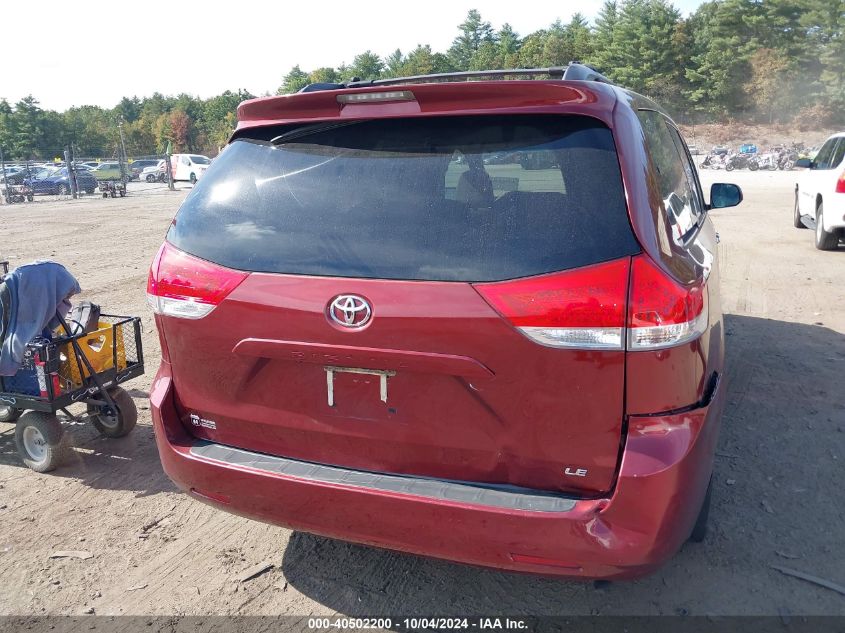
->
xmin=0 ymin=261 xmax=81 ymax=376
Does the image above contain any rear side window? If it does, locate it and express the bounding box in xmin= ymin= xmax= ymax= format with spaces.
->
xmin=637 ymin=110 xmax=703 ymax=245
xmin=813 ymin=138 xmax=841 ymax=170
xmin=168 ymin=115 xmax=639 ymax=282
xmin=828 ymin=139 xmax=845 ymax=169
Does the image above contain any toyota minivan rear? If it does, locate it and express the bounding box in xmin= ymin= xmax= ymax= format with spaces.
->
xmin=148 ymin=70 xmax=734 ymax=579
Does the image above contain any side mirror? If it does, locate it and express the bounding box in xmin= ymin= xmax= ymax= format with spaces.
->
xmin=794 ymin=158 xmax=812 ymax=169
xmin=709 ymin=183 xmax=743 ymax=209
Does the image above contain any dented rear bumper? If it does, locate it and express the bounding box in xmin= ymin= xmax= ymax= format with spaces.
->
xmin=150 ymin=362 xmax=723 ymax=579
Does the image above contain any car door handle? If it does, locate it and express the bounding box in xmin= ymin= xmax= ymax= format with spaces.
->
xmin=715 ymin=232 xmax=720 ymax=244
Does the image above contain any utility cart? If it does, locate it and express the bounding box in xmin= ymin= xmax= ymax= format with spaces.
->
xmin=0 ymin=262 xmax=145 ymax=472
xmin=98 ymin=180 xmax=126 ymax=198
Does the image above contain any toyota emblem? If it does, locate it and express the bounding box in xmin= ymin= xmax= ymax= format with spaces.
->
xmin=328 ymin=295 xmax=372 ymax=328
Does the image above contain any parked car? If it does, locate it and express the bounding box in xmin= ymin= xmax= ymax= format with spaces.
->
xmin=170 ymin=154 xmax=211 ymax=183
xmin=29 ymin=167 xmax=97 ymax=195
xmin=687 ymin=144 xmax=701 ymax=155
xmin=4 ymin=166 xmax=54 ymax=186
xmin=128 ymin=159 xmax=162 ymax=181
xmin=793 ymin=131 xmax=845 ymax=250
xmin=140 ymin=160 xmax=167 ymax=183
xmin=89 ymin=161 xmax=125 ymax=181
xmin=146 ymin=63 xmax=742 ymax=580
xmin=738 ymin=143 xmax=757 ymax=154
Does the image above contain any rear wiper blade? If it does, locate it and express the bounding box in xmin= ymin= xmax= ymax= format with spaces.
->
xmin=270 ymin=120 xmax=362 ymax=145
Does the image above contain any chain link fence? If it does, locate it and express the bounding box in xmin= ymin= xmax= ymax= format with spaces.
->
xmin=0 ymin=146 xmax=190 ymax=205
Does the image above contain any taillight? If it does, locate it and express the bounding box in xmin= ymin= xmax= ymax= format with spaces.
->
xmin=836 ymin=170 xmax=845 ymax=194
xmin=474 ymin=255 xmax=707 ymax=351
xmin=473 ymin=259 xmax=630 ymax=350
xmin=627 ymin=255 xmax=707 ymax=350
xmin=146 ymin=242 xmax=247 ymax=319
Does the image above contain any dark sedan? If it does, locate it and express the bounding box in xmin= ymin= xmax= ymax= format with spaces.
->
xmin=30 ymin=168 xmax=97 ymax=195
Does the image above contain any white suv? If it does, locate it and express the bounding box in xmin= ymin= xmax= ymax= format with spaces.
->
xmin=794 ymin=132 xmax=845 ymax=250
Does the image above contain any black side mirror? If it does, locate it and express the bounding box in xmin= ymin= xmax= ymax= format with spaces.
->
xmin=709 ymin=183 xmax=743 ymax=209
xmin=794 ymin=158 xmax=812 ymax=169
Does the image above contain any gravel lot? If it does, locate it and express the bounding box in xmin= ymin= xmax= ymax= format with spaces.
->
xmin=0 ymin=169 xmax=843 ymax=617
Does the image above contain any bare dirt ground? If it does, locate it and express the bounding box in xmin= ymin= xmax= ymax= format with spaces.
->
xmin=0 ymin=171 xmax=843 ymax=617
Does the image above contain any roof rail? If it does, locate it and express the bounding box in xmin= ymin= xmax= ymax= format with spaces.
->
xmin=298 ymin=62 xmax=612 ymax=93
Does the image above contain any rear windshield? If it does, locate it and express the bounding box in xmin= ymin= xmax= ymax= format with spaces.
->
xmin=168 ymin=115 xmax=638 ymax=282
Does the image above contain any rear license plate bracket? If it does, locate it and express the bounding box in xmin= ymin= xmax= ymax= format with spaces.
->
xmin=324 ymin=366 xmax=396 ymax=407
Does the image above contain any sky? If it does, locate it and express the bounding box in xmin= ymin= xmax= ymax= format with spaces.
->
xmin=2 ymin=0 xmax=707 ymax=112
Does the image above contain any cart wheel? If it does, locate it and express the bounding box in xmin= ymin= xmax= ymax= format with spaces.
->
xmin=14 ymin=412 xmax=69 ymax=472
xmin=0 ymin=405 xmax=23 ymax=423
xmin=87 ymin=387 xmax=137 ymax=438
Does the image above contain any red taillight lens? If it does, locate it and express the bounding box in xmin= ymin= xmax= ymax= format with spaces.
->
xmin=146 ymin=242 xmax=247 ymax=319
xmin=473 ymin=259 xmax=630 ymax=349
xmin=474 ymin=255 xmax=708 ymax=351
xmin=627 ymin=255 xmax=707 ymax=350
xmin=836 ymin=170 xmax=845 ymax=194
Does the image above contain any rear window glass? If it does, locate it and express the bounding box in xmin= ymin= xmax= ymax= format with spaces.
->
xmin=168 ymin=115 xmax=639 ymax=282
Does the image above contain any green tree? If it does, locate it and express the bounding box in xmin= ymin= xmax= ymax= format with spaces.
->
xmin=801 ymin=0 xmax=845 ymax=112
xmin=384 ymin=49 xmax=405 ymax=77
xmin=309 ymin=67 xmax=340 ymax=84
xmin=449 ymin=9 xmax=495 ymax=69
xmin=685 ymin=0 xmax=759 ymax=116
xmin=343 ymin=51 xmax=384 ymax=80
xmin=278 ymin=65 xmax=311 ymax=94
xmin=591 ymin=1 xmax=619 ymax=72
xmin=746 ymin=48 xmax=794 ymax=122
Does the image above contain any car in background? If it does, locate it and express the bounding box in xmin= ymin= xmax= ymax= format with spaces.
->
xmin=739 ymin=143 xmax=757 ymax=154
xmin=171 ymin=154 xmax=211 ymax=183
xmin=711 ymin=145 xmax=729 ymax=156
xmin=147 ymin=63 xmax=743 ymax=580
xmin=687 ymin=144 xmax=701 ymax=155
xmin=140 ymin=160 xmax=167 ymax=183
xmin=128 ymin=159 xmax=162 ymax=181
xmin=2 ymin=166 xmax=51 ymax=186
xmin=793 ymin=131 xmax=845 ymax=250
xmin=29 ymin=167 xmax=97 ymax=195
xmin=90 ymin=161 xmax=125 ymax=181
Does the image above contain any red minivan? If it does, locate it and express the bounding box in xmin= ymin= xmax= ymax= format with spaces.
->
xmin=147 ymin=64 xmax=742 ymax=579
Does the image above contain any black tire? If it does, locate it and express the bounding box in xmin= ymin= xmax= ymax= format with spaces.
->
xmin=815 ymin=204 xmax=839 ymax=250
xmin=0 ymin=405 xmax=23 ymax=422
xmin=749 ymin=162 xmax=759 ymax=171
xmin=725 ymin=163 xmax=734 ymax=172
xmin=146 ymin=174 xmax=156 ymax=183
xmin=57 ymin=184 xmax=68 ymax=195
xmin=87 ymin=387 xmax=137 ymax=438
xmin=689 ymin=477 xmax=712 ymax=543
xmin=26 ymin=194 xmax=33 ymax=202
xmin=14 ymin=412 xmax=70 ymax=472
xmin=85 ymin=188 xmax=94 ymax=194
xmin=189 ymin=172 xmax=197 ymax=185
xmin=793 ymin=190 xmax=806 ymax=229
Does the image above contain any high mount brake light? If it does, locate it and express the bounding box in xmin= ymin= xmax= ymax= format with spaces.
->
xmin=336 ymin=91 xmax=416 ymax=104
xmin=474 ymin=256 xmax=707 ymax=351
xmin=836 ymin=169 xmax=845 ymax=194
xmin=146 ymin=242 xmax=248 ymax=319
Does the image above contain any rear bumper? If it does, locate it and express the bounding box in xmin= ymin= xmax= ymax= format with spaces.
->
xmin=150 ymin=363 xmax=724 ymax=580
